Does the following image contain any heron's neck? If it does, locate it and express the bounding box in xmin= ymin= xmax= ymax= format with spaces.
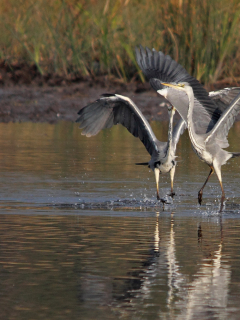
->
xmin=186 ymin=86 xmax=194 ymax=124
xmin=166 ymin=107 xmax=175 ymax=160
xmin=186 ymin=86 xmax=202 ymax=153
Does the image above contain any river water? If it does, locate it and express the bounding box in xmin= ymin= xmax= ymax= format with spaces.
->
xmin=0 ymin=121 xmax=240 ymax=319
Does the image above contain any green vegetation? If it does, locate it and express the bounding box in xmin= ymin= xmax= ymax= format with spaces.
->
xmin=1 ymin=0 xmax=240 ymax=84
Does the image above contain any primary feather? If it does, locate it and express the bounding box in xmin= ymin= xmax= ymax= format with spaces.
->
xmin=136 ymin=46 xmax=226 ymax=134
xmin=77 ymin=94 xmax=163 ymax=155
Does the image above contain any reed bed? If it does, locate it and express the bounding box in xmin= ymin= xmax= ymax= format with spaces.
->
xmin=1 ymin=0 xmax=240 ymax=84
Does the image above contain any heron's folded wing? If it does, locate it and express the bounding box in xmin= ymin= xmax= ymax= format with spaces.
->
xmin=205 ymin=91 xmax=240 ymax=147
xmin=76 ymin=94 xmax=162 ymax=156
xmin=172 ymin=118 xmax=187 ymax=154
xmin=209 ymin=87 xmax=240 ymax=112
xmin=135 ymin=46 xmax=220 ymax=133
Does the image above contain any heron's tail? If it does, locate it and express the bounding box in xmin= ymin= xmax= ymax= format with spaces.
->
xmin=231 ymin=152 xmax=240 ymax=158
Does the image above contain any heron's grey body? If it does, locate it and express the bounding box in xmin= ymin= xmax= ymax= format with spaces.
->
xmin=77 ymin=93 xmax=186 ymax=199
xmin=136 ymin=46 xmax=240 ymax=209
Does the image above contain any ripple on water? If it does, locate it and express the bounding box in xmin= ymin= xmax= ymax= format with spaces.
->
xmin=0 ymin=214 xmax=239 ymax=319
xmin=0 ymin=122 xmax=240 ymax=319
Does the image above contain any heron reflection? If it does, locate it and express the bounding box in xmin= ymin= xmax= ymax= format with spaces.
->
xmin=112 ymin=214 xmax=230 ymax=319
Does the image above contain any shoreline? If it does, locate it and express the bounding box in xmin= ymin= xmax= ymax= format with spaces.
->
xmin=0 ymin=80 xmax=240 ymax=123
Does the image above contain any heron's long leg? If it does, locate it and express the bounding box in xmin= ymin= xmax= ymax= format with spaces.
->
xmin=154 ymin=168 xmax=168 ymax=204
xmin=213 ymin=163 xmax=225 ymax=212
xmin=166 ymin=107 xmax=176 ymax=198
xmin=154 ymin=168 xmax=160 ymax=200
xmin=169 ymin=166 xmax=176 ymax=197
xmin=198 ymin=166 xmax=214 ymax=205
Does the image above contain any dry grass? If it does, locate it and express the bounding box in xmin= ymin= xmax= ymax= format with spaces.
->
xmin=1 ymin=0 xmax=240 ymax=84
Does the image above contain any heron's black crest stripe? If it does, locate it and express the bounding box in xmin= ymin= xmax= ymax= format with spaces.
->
xmin=101 ymin=93 xmax=116 ymax=97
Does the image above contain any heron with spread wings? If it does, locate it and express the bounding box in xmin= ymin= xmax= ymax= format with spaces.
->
xmin=77 ymin=94 xmax=186 ymax=200
xmin=136 ymin=46 xmax=240 ymax=210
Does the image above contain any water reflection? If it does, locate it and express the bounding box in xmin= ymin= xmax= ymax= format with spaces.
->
xmin=178 ymin=242 xmax=230 ymax=319
xmin=0 ymin=212 xmax=239 ymax=319
xmin=111 ymin=213 xmax=232 ymax=319
xmin=0 ymin=122 xmax=240 ymax=318
xmin=176 ymin=218 xmax=230 ymax=319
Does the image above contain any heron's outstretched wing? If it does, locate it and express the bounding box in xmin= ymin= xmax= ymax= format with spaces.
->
xmin=205 ymin=91 xmax=240 ymax=147
xmin=135 ymin=46 xmax=220 ymax=133
xmin=76 ymin=94 xmax=163 ymax=156
xmin=172 ymin=118 xmax=187 ymax=154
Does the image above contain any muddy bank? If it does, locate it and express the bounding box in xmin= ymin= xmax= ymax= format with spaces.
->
xmin=0 ymin=78 xmax=240 ymax=123
xmin=0 ymin=80 xmax=174 ymax=123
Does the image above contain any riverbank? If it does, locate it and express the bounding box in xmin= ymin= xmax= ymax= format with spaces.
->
xmin=0 ymin=79 xmax=170 ymax=123
xmin=1 ymin=76 xmax=240 ymax=123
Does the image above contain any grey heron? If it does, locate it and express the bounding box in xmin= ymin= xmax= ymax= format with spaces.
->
xmin=76 ymin=94 xmax=186 ymax=200
xmin=136 ymin=46 xmax=240 ymax=210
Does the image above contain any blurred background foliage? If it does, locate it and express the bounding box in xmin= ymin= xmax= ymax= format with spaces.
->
xmin=0 ymin=0 xmax=240 ymax=84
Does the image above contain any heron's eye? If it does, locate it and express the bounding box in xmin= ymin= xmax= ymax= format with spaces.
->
xmin=179 ymin=83 xmax=185 ymax=88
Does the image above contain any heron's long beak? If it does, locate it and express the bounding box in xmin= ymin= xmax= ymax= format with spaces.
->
xmin=161 ymin=82 xmax=184 ymax=89
xmin=158 ymin=83 xmax=184 ymax=98
xmin=161 ymin=82 xmax=174 ymax=88
xmin=154 ymin=168 xmax=160 ymax=200
xmin=158 ymin=83 xmax=179 ymax=99
xmin=135 ymin=162 xmax=149 ymax=166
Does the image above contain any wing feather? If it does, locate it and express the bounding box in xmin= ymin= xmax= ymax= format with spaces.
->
xmin=136 ymin=46 xmax=220 ymax=133
xmin=209 ymin=87 xmax=240 ymax=113
xmin=76 ymin=94 xmax=162 ymax=155
xmin=206 ymin=91 xmax=240 ymax=147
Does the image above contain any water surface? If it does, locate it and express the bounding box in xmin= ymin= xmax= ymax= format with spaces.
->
xmin=0 ymin=121 xmax=240 ymax=319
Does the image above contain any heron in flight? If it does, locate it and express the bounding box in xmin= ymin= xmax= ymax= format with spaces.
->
xmin=77 ymin=94 xmax=186 ymax=200
xmin=136 ymin=46 xmax=240 ymax=210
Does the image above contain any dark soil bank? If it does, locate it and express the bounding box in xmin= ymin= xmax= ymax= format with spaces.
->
xmin=0 ymin=80 xmax=174 ymax=123
xmin=0 ymin=76 xmax=239 ymax=123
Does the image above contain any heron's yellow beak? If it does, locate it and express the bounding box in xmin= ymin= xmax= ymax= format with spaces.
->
xmin=161 ymin=82 xmax=185 ymax=89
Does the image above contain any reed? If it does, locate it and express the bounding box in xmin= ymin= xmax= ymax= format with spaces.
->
xmin=0 ymin=0 xmax=240 ymax=84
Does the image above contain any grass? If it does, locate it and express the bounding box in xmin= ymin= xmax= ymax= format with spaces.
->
xmin=0 ymin=0 xmax=240 ymax=84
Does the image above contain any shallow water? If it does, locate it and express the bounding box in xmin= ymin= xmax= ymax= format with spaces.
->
xmin=0 ymin=121 xmax=240 ymax=319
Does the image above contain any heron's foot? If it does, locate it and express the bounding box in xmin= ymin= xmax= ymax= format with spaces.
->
xmin=160 ymin=198 xmax=168 ymax=204
xmin=198 ymin=190 xmax=203 ymax=205
xmin=168 ymin=191 xmax=175 ymax=198
xmin=157 ymin=194 xmax=167 ymax=204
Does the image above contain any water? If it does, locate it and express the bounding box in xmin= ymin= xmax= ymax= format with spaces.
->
xmin=0 ymin=121 xmax=240 ymax=319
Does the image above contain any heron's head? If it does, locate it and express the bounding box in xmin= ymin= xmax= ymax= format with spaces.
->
xmin=158 ymin=82 xmax=188 ymax=99
xmin=154 ymin=161 xmax=161 ymax=170
xmin=146 ymin=160 xmax=161 ymax=173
